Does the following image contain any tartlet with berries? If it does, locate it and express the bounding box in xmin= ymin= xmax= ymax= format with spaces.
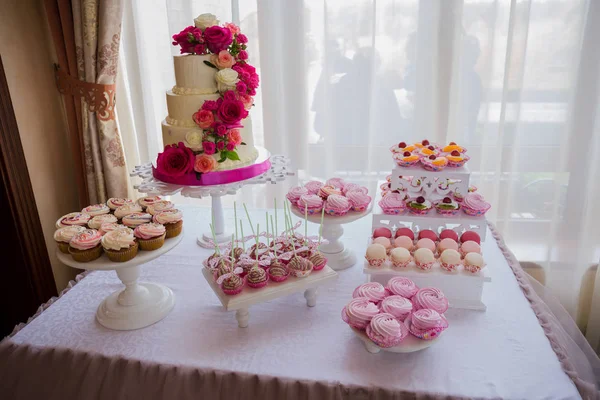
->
xmin=421 ymin=154 xmax=449 ymax=171
xmin=393 ymin=150 xmax=420 ymax=167
xmin=406 ymin=196 xmax=433 ymax=215
xmin=435 ymin=197 xmax=461 ymax=216
xmin=445 ymin=150 xmax=470 ymax=167
xmin=441 ymin=142 xmax=466 ymax=154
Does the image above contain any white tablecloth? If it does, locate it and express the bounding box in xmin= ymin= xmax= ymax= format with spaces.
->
xmin=8 ymin=205 xmax=580 ymax=399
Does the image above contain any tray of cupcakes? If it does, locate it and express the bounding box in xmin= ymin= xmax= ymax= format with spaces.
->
xmin=53 ymin=196 xmax=183 ymax=263
xmin=342 ymin=278 xmax=449 ymax=353
xmin=390 ymin=139 xmax=470 ymax=171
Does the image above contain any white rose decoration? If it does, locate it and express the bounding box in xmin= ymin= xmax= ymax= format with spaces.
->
xmin=194 ymin=13 xmax=219 ymax=30
xmin=215 ymin=68 xmax=240 ymax=93
xmin=185 ymin=131 xmax=203 ymax=150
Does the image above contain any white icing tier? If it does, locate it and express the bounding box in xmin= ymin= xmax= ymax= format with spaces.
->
xmin=173 ymin=55 xmax=218 ymax=93
xmin=166 ymin=91 xmax=220 ymax=126
xmin=161 ymin=117 xmax=259 ymax=171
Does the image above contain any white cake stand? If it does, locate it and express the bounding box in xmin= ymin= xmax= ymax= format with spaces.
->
xmin=350 ymin=327 xmax=438 ymax=354
xmin=289 ymin=203 xmax=372 ymax=270
xmin=131 ymin=148 xmax=294 ymax=248
xmin=56 ymin=232 xmax=183 ymax=330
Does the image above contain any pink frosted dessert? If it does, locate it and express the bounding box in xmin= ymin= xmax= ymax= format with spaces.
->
xmin=220 ymin=274 xmax=245 ymax=296
xmin=345 ymin=190 xmax=371 ymax=212
xmin=366 ymin=313 xmax=409 ymax=348
xmin=70 ymin=229 xmax=102 ymax=250
xmin=304 ymin=180 xmax=323 ymax=195
xmin=380 ymin=295 xmax=412 ymax=321
xmin=122 ymin=212 xmax=153 ymax=228
xmin=82 ymin=204 xmax=110 ymax=217
xmin=412 ymin=287 xmax=449 ymax=313
xmin=325 ymin=177 xmax=346 ymax=189
xmin=99 ymin=222 xmax=122 ymax=235
xmin=342 ymin=297 xmax=380 ymax=330
xmin=324 ymin=194 xmax=352 ymax=216
xmin=378 ymin=192 xmax=406 ymax=215
xmin=460 ymin=240 xmax=481 ymax=258
xmin=57 ymin=212 xmax=91 ymax=228
xmin=318 ymin=184 xmax=342 ymax=199
xmin=416 ymin=238 xmax=436 ymax=253
xmin=133 ymin=223 xmax=165 ymax=240
xmin=352 ymin=282 xmax=388 ymax=303
xmin=246 ymin=265 xmax=269 ymax=289
xmin=386 ymin=276 xmax=419 ymax=299
xmin=406 ymin=309 xmax=449 ymax=340
xmin=87 ymin=214 xmax=118 ymax=229
xmin=286 ymin=186 xmax=309 ymax=203
xmin=438 ymin=238 xmax=459 ymax=253
xmin=342 ymin=183 xmax=368 ymax=195
xmin=393 ymin=236 xmax=414 ymax=251
xmin=114 ymin=203 xmax=143 ymax=219
xmin=439 ymin=249 xmax=461 ymax=272
xmin=308 ymin=251 xmax=327 ymax=271
xmin=414 ymin=248 xmax=435 ymax=270
xmin=462 ymin=193 xmax=491 ymax=216
xmin=146 ymin=200 xmax=175 ymax=215
xmin=106 ymin=197 xmax=133 ymax=211
xmin=296 ymin=194 xmax=324 ymax=214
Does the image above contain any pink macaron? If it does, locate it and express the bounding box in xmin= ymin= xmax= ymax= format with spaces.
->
xmin=439 ymin=229 xmax=459 ymax=242
xmin=418 ymin=229 xmax=438 ymax=242
xmin=394 ymin=227 xmax=415 ymax=241
xmin=373 ymin=227 xmax=392 ymax=239
xmin=460 ymin=231 xmax=481 ymax=244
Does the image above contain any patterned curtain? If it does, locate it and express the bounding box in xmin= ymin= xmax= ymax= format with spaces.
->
xmin=71 ymin=0 xmax=127 ymax=203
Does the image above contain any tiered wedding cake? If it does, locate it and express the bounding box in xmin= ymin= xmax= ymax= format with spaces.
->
xmin=153 ymin=14 xmax=264 ymax=185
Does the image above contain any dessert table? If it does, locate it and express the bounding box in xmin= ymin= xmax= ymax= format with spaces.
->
xmin=0 ymin=205 xmax=589 ymax=399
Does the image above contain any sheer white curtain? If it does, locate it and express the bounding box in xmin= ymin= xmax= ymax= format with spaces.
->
xmin=118 ymin=0 xmax=600 ymax=344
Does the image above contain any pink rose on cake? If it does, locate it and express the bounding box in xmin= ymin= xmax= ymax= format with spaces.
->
xmin=236 ymin=34 xmax=248 ymax=44
xmin=193 ymin=109 xmax=214 ymax=129
xmin=238 ymin=50 xmax=248 ymax=60
xmin=156 ymin=142 xmax=194 ymax=178
xmin=202 ymin=100 xmax=219 ymax=111
xmin=227 ymin=129 xmax=242 ymax=146
xmin=194 ymin=154 xmax=217 ymax=173
xmin=217 ymin=97 xmax=248 ymax=127
xmin=203 ymin=26 xmax=233 ymax=53
xmin=239 ymin=94 xmax=254 ymax=110
xmin=210 ymin=50 xmax=236 ymax=69
xmin=202 ymin=141 xmax=216 ymax=155
xmin=224 ymin=22 xmax=240 ymax=35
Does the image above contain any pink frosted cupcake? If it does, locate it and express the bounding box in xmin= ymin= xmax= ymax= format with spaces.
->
xmin=342 ymin=297 xmax=380 ymax=330
xmin=122 ymin=212 xmax=153 ymax=228
xmin=462 ymin=193 xmax=491 ymax=216
xmin=366 ymin=313 xmax=409 ymax=348
xmin=378 ymin=192 xmax=406 ymax=215
xmin=412 ymin=287 xmax=449 ymax=313
xmin=246 ymin=265 xmax=269 ymax=289
xmin=114 ymin=203 xmax=143 ymax=219
xmin=380 ymin=295 xmax=412 ymax=321
xmin=68 ymin=229 xmax=103 ymax=262
xmin=296 ymin=194 xmax=324 ymax=215
xmin=304 ymin=180 xmax=323 ymax=195
xmin=342 ymin=183 xmax=368 ymax=195
xmin=106 ymin=197 xmax=133 ymax=212
xmin=346 ymin=189 xmax=371 ymax=212
xmin=286 ymin=186 xmax=308 ymax=203
xmin=134 ymin=222 xmax=166 ymax=250
xmin=82 ymin=204 xmax=110 ymax=217
xmin=56 ymin=212 xmax=91 ymax=229
xmin=99 ymin=222 xmax=121 ymax=235
xmin=324 ymin=194 xmax=352 ymax=216
xmin=308 ymin=251 xmax=327 ymax=271
xmin=406 ymin=309 xmax=448 ymax=340
xmin=54 ymin=226 xmax=86 ymax=254
xmin=386 ymin=277 xmax=419 ymax=299
xmin=87 ymin=214 xmax=117 ymax=230
xmin=146 ymin=200 xmax=175 ymax=215
xmin=352 ymin=282 xmax=387 ymax=303
xmin=325 ymin=177 xmax=346 ymax=189
xmin=137 ymin=195 xmax=162 ymax=210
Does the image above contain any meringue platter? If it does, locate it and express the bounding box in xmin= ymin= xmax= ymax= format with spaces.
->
xmin=201 ymin=266 xmax=338 ymax=327
xmin=350 ymin=327 xmax=438 ymax=354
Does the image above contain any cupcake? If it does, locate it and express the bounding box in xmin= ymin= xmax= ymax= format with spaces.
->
xmin=421 ymin=154 xmax=448 ymax=171
xmin=464 ymin=252 xmax=485 ymax=273
xmin=365 ymin=243 xmax=387 ymax=267
xmin=318 ymin=185 xmax=342 ymax=200
xmin=406 ymin=196 xmax=433 ymax=215
xmin=221 ymin=274 xmax=244 ymax=296
xmin=440 ymin=249 xmax=461 ymax=272
xmin=296 ymin=194 xmax=324 ymax=215
xmin=99 ymin=222 xmax=121 ymax=235
xmin=82 ymin=204 xmax=110 ymax=217
xmin=435 ymin=197 xmax=461 ymax=216
xmin=324 ymin=194 xmax=352 ymax=216
xmin=87 ymin=214 xmax=118 ymax=230
xmin=54 ymin=226 xmax=85 ymax=254
xmin=460 ymin=230 xmax=481 ymax=244
xmin=342 ymin=183 xmax=368 ymax=195
xmin=304 ymin=181 xmax=323 ymax=195
xmin=445 ymin=150 xmax=470 ymax=167
xmin=393 ymin=151 xmax=420 ymax=167
xmin=342 ymin=297 xmax=379 ymax=330
xmin=406 ymin=309 xmax=449 ymax=340
xmin=352 ymin=282 xmax=387 ymax=304
xmin=153 ymin=209 xmax=183 ymax=238
xmin=412 ymin=287 xmax=449 ymax=313
xmin=146 ymin=200 xmax=175 ymax=215
xmin=373 ymin=227 xmax=392 ymax=239
xmin=439 ymin=229 xmax=459 ymax=242
xmin=246 ymin=265 xmax=269 ymax=289
xmin=386 ymin=277 xmax=419 ymax=299
xmin=114 ymin=203 xmax=143 ymax=219
xmin=101 ymin=227 xmax=138 ymax=262
xmin=380 ymin=296 xmax=412 ymax=321
xmin=460 ymin=240 xmax=481 ymax=258
xmin=56 ymin=212 xmax=90 ymax=229
xmin=366 ymin=313 xmax=409 ymax=348
xmin=287 ymin=256 xmax=313 ymax=278
xmin=345 ymin=190 xmax=371 ymax=212
xmin=413 ymin=248 xmax=435 ymax=270
xmin=286 ymin=186 xmax=309 ymax=203
xmin=438 ymin=238 xmax=459 ymax=253
xmin=69 ymin=229 xmax=103 ymax=262
xmin=372 ymin=237 xmax=392 ymax=252
xmin=417 ymin=229 xmax=438 ymax=242
xmin=308 ymin=251 xmax=327 ymax=271
xmin=137 ymin=196 xmax=162 ymax=210
xmin=462 ymin=193 xmax=491 ymax=216
xmin=325 ymin=177 xmax=346 ymax=188
xmin=268 ymin=261 xmax=289 ymax=282
xmin=134 ymin=223 xmax=166 ymax=250
xmin=122 ymin=212 xmax=153 ymax=228
xmin=378 ymin=192 xmax=406 ymax=215
xmin=106 ymin=197 xmax=133 ymax=212
xmin=416 ymin=238 xmax=436 ymax=253
xmin=395 ymin=227 xmax=415 ymax=240
xmin=389 ymin=247 xmax=411 ymax=268
xmin=393 ymin=236 xmax=413 ymax=251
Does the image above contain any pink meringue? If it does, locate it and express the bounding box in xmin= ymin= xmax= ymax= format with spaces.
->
xmin=342 ymin=297 xmax=380 ymax=330
xmin=386 ymin=277 xmax=419 ymax=298
xmin=325 ymin=177 xmax=346 ymax=189
xmin=345 ymin=190 xmax=371 ymax=211
xmin=352 ymin=282 xmax=387 ymax=303
xmin=342 ymin=183 xmax=368 ymax=195
xmin=462 ymin=193 xmax=491 ymax=216
xmin=296 ymin=194 xmax=324 ymax=213
xmin=304 ymin=180 xmax=324 ymax=194
xmin=324 ymin=194 xmax=351 ymax=216
xmin=366 ymin=312 xmax=409 ymax=347
xmin=380 ymin=295 xmax=412 ymax=321
xmin=406 ymin=309 xmax=449 ymax=340
xmin=412 ymin=287 xmax=449 ymax=313
xmin=378 ymin=192 xmax=406 ymax=215
xmin=286 ymin=186 xmax=308 ymax=203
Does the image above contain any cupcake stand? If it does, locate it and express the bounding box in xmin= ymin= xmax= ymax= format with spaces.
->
xmin=289 ymin=203 xmax=373 ymax=271
xmin=56 ymin=232 xmax=184 ymax=330
xmin=366 ymin=161 xmax=491 ymax=311
xmin=131 ymin=148 xmax=293 ymax=248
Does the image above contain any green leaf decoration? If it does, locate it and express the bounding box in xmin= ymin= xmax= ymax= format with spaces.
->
xmin=218 ymin=152 xmax=227 ymax=163
xmin=241 ymin=142 xmax=247 ymax=145
xmin=203 ymin=60 xmax=218 ymax=69
xmin=226 ymin=151 xmax=240 ymax=161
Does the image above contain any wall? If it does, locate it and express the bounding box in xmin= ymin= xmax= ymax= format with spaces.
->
xmin=0 ymin=0 xmax=80 ymax=291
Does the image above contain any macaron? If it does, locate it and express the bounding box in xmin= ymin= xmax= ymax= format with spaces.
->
xmin=394 ymin=227 xmax=415 ymax=241
xmin=373 ymin=237 xmax=392 ymax=250
xmin=393 ymin=236 xmax=414 ymax=251
xmin=439 ymin=229 xmax=459 ymax=242
xmin=460 ymin=231 xmax=481 ymax=244
xmin=438 ymin=238 xmax=459 ymax=253
xmin=464 ymin=252 xmax=485 ymax=273
xmin=390 ymin=247 xmax=411 ymax=266
xmin=414 ymin=248 xmax=435 ymax=269
xmin=365 ymin=243 xmax=387 ymax=266
xmin=416 ymin=238 xmax=436 ymax=253
xmin=373 ymin=227 xmax=392 ymax=239
xmin=460 ymin=240 xmax=481 ymax=257
xmin=418 ymin=229 xmax=438 ymax=242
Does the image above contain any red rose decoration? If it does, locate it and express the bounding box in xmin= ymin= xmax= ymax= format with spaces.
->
xmin=203 ymin=26 xmax=233 ymax=53
xmin=217 ymin=98 xmax=248 ymax=127
xmin=156 ymin=142 xmax=195 ymax=177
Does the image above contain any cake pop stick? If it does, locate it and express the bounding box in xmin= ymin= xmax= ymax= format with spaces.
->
xmin=255 ymin=223 xmax=260 ymax=261
xmin=274 ymin=198 xmax=278 ymax=236
xmin=240 ymin=220 xmax=245 ymax=251
xmin=209 ymin=223 xmax=220 ymax=255
xmin=234 ymin=201 xmax=238 ymax=246
xmin=243 ymin=203 xmax=256 ymax=237
xmin=230 ymin=234 xmax=234 ymax=259
xmin=266 ymin=211 xmax=269 ymax=241
xmin=270 ymin=215 xmax=277 ymax=260
xmin=304 ymin=204 xmax=308 ymax=245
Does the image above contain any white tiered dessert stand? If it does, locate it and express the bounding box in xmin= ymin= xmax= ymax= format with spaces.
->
xmin=56 ymin=232 xmax=184 ymax=330
xmin=289 ymin=203 xmax=373 ymax=271
xmin=131 ymin=148 xmax=293 ymax=248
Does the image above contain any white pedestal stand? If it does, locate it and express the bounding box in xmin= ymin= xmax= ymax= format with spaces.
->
xmin=289 ymin=203 xmax=372 ymax=271
xmin=131 ymin=148 xmax=293 ymax=248
xmin=56 ymin=233 xmax=183 ymax=330
xmin=350 ymin=327 xmax=439 ymax=354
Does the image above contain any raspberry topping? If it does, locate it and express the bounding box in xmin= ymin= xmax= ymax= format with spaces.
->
xmin=442 ymin=197 xmax=452 ymax=204
xmin=422 ymin=139 xmax=430 ymax=146
xmin=403 ymin=151 xmax=411 ymax=157
xmin=451 ymin=150 xmax=460 ymax=156
xmin=428 ymin=155 xmax=436 ymax=160
xmin=398 ymin=142 xmax=407 ymax=148
xmin=416 ymin=196 xmax=425 ymax=204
